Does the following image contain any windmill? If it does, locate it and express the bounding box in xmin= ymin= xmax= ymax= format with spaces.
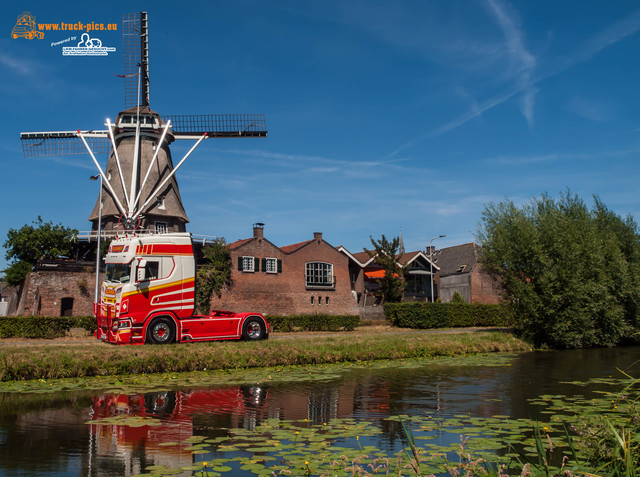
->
xmin=20 ymin=12 xmax=267 ymax=235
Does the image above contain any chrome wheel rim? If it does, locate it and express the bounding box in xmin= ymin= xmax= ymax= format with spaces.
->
xmin=153 ymin=323 xmax=170 ymax=342
xmin=247 ymin=321 xmax=262 ymax=339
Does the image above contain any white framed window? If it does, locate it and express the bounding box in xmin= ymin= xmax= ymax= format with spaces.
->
xmin=242 ymin=256 xmax=255 ymax=272
xmin=305 ymin=262 xmax=334 ymax=288
xmin=155 ymin=221 xmax=168 ymax=234
xmin=265 ymin=257 xmax=278 ymax=274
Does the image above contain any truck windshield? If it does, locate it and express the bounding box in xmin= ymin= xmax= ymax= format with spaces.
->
xmin=105 ymin=263 xmax=131 ymax=284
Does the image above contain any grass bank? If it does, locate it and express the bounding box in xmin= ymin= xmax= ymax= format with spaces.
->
xmin=0 ymin=330 xmax=530 ymax=382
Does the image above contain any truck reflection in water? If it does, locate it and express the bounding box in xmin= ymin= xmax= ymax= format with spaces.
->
xmin=88 ymin=385 xmax=270 ymax=475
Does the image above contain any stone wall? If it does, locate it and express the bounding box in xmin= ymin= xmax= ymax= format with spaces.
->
xmin=16 ymin=261 xmax=98 ymax=316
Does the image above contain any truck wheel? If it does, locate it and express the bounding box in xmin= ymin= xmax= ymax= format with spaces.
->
xmin=242 ymin=317 xmax=265 ymax=341
xmin=147 ymin=317 xmax=175 ymax=344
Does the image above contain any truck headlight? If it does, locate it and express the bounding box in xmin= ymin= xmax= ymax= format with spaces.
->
xmin=112 ymin=319 xmax=132 ymax=332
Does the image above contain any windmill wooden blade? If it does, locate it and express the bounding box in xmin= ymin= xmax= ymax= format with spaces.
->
xmin=20 ymin=131 xmax=109 ymax=157
xmin=20 ymin=11 xmax=268 ymax=236
xmin=123 ymin=12 xmax=149 ymax=109
xmin=163 ymin=114 xmax=267 ymax=138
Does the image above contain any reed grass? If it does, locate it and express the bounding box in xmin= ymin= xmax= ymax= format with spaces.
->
xmin=0 ymin=331 xmax=530 ymax=382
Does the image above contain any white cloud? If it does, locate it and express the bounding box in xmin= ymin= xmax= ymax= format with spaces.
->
xmin=484 ymin=0 xmax=537 ymax=129
xmin=0 ymin=51 xmax=34 ymax=76
xmin=566 ymin=96 xmax=615 ymax=122
xmin=485 ymin=147 xmax=640 ymax=166
xmin=576 ymin=8 xmax=640 ymax=63
xmin=385 ymin=6 xmax=640 ymax=159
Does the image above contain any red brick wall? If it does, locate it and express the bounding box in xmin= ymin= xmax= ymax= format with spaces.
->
xmin=470 ymin=266 xmax=502 ymax=304
xmin=210 ymin=234 xmax=359 ymax=316
xmin=16 ymin=268 xmax=97 ymax=316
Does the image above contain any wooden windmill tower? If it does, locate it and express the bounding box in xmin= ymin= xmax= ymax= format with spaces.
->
xmin=20 ymin=12 xmax=267 ymax=234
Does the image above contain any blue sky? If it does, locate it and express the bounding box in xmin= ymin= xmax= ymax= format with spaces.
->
xmin=1 ymin=0 xmax=639 ymax=274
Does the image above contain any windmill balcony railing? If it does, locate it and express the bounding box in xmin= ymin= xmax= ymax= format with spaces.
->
xmin=73 ymin=229 xmax=220 ymax=245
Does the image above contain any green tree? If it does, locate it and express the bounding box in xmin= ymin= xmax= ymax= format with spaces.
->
xmin=450 ymin=291 xmax=466 ymax=303
xmin=3 ymin=217 xmax=77 ymax=286
xmin=195 ymin=238 xmax=232 ymax=313
xmin=477 ymin=192 xmax=640 ymax=348
xmin=365 ymin=234 xmax=407 ymax=303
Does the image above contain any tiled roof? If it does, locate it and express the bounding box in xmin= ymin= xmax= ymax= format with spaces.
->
xmin=350 ymin=251 xmax=372 ymax=264
xmin=339 ymin=248 xmax=436 ymax=269
xmin=396 ymin=251 xmax=421 ymax=265
xmin=280 ymin=240 xmax=313 ymax=254
xmin=228 ymin=237 xmax=254 ymax=250
xmin=437 ymin=243 xmax=480 ymax=277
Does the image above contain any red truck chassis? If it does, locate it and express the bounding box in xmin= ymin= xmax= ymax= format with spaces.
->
xmin=95 ymin=304 xmax=269 ymax=345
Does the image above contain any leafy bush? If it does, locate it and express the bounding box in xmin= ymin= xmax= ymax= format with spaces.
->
xmin=478 ymin=192 xmax=640 ymax=348
xmin=74 ymin=316 xmax=98 ymax=333
xmin=266 ymin=314 xmax=360 ymax=332
xmin=383 ymin=302 xmax=511 ymax=329
xmin=451 ymin=291 xmax=465 ymax=303
xmin=195 ymin=239 xmax=231 ymax=313
xmin=0 ymin=317 xmax=75 ymax=339
xmin=0 ymin=316 xmax=97 ymax=339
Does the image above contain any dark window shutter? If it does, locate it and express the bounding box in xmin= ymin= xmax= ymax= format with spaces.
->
xmin=261 ymin=258 xmax=267 ymax=272
xmin=277 ymin=259 xmax=282 ymax=273
xmin=255 ymin=257 xmax=259 ymax=272
xmin=238 ymin=257 xmax=243 ymax=271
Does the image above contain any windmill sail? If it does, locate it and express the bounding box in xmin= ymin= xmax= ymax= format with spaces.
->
xmin=123 ymin=12 xmax=149 ymax=109
xmin=88 ymin=107 xmax=189 ymax=232
xmin=20 ymin=11 xmax=267 ymax=235
xmin=164 ymin=114 xmax=267 ymax=138
xmin=20 ymin=132 xmax=109 ymax=157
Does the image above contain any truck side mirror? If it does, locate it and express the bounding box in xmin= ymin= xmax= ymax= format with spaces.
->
xmin=136 ymin=259 xmax=147 ymax=283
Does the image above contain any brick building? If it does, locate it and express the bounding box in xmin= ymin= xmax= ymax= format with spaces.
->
xmin=15 ymin=260 xmax=98 ymax=316
xmin=437 ymin=243 xmax=502 ymax=304
xmin=209 ymin=224 xmax=359 ymax=316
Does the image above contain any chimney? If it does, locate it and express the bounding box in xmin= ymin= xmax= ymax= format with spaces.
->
xmin=253 ymin=223 xmax=264 ymax=238
xmin=313 ymin=232 xmax=322 ymax=241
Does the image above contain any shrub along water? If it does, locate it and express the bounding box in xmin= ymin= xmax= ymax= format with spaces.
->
xmin=384 ymin=302 xmax=511 ymax=329
xmin=266 ymin=314 xmax=360 ymax=332
xmin=0 ymin=316 xmax=96 ymax=339
xmin=478 ymin=192 xmax=640 ymax=348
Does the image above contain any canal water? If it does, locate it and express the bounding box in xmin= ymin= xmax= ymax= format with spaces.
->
xmin=0 ymin=346 xmax=638 ymax=476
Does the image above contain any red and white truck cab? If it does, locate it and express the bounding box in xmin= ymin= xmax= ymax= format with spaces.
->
xmin=95 ymin=232 xmax=269 ymax=345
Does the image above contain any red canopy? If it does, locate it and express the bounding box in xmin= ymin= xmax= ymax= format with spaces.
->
xmin=364 ymin=270 xmax=398 ymax=279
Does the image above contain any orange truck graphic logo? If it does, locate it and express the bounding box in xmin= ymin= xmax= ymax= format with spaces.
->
xmin=11 ymin=11 xmax=44 ymax=39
